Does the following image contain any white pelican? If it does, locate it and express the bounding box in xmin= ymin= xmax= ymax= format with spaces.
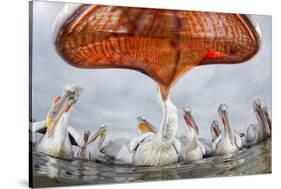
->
xmin=99 ymin=117 xmax=155 ymax=165
xmin=210 ymin=120 xmax=244 ymax=143
xmin=34 ymin=84 xmax=84 ymax=160
xmin=179 ymin=106 xmax=206 ymax=162
xmin=243 ymin=99 xmax=271 ymax=147
xmin=72 ymin=126 xmax=107 ymax=162
xmin=213 ymin=104 xmax=243 ymax=155
xmin=210 ymin=120 xmax=221 ymax=142
xmin=129 ymin=88 xmax=180 ymax=166
xmin=137 ymin=114 xmax=213 ymax=160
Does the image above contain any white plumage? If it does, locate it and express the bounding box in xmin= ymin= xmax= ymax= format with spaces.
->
xmin=132 ymin=88 xmax=180 ymax=166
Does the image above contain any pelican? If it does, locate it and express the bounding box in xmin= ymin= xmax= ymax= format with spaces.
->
xmin=213 ymin=104 xmax=243 ymax=155
xmin=137 ymin=113 xmax=213 ymax=161
xmin=33 ymin=84 xmax=84 ymax=160
xmin=72 ymin=126 xmax=107 ymax=161
xmin=210 ymin=120 xmax=221 ymax=142
xmin=179 ymin=106 xmax=206 ymax=162
xmin=99 ymin=117 xmax=155 ymax=164
xmin=128 ymin=88 xmax=180 ymax=166
xmin=210 ymin=120 xmax=244 ymax=143
xmin=243 ymin=99 xmax=271 ymax=147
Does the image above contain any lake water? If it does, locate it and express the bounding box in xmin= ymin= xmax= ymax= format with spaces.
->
xmin=31 ymin=139 xmax=271 ymax=187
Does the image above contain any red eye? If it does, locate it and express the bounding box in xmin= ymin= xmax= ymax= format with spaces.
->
xmin=204 ymin=50 xmax=224 ymax=59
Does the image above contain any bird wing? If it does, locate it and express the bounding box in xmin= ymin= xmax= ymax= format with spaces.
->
xmin=234 ymin=131 xmax=243 ymax=149
xmin=198 ymin=138 xmax=213 ymax=155
xmin=128 ymin=133 xmax=154 ymax=153
xmin=244 ymin=124 xmax=258 ymax=146
xmin=101 ymin=138 xmax=129 ymax=158
xmin=197 ymin=139 xmax=206 ymax=155
xmin=31 ymin=121 xmax=47 ymax=134
xmin=67 ymin=126 xmax=85 ymax=147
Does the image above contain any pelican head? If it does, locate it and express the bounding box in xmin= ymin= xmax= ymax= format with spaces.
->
xmin=218 ymin=104 xmax=229 ymax=128
xmin=218 ymin=103 xmax=234 ymax=144
xmin=63 ymin=84 xmax=83 ymax=103
xmin=210 ymin=120 xmax=221 ymax=140
xmin=182 ymin=106 xmax=199 ymax=135
xmin=253 ymin=98 xmax=262 ymax=111
xmin=46 ymin=84 xmax=83 ymax=136
xmin=253 ymin=98 xmax=263 ymax=119
xmin=253 ymin=98 xmax=268 ymax=131
xmin=137 ymin=116 xmax=146 ymax=123
xmin=86 ymin=125 xmax=107 ymax=144
xmin=253 ymin=98 xmax=271 ymax=136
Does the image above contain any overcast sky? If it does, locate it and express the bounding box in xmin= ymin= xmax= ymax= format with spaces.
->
xmin=31 ymin=1 xmax=272 ymax=140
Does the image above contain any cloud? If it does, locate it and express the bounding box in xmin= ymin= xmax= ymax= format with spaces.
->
xmin=31 ymin=1 xmax=272 ymax=140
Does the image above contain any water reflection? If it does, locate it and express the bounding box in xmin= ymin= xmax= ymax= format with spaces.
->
xmin=32 ymin=139 xmax=271 ymax=187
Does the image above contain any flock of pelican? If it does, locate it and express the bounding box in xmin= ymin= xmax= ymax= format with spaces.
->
xmin=31 ymin=84 xmax=271 ymax=166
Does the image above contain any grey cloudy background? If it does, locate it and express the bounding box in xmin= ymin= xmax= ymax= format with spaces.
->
xmin=31 ymin=1 xmax=272 ymax=139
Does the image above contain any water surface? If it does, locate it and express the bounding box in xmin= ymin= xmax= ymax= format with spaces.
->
xmin=32 ymin=139 xmax=271 ymax=187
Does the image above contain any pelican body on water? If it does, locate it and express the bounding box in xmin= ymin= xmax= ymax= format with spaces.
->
xmin=243 ymin=99 xmax=271 ymax=147
xmin=213 ymin=104 xmax=244 ymax=155
xmin=128 ymin=88 xmax=180 ymax=166
xmin=32 ymin=84 xmax=84 ymax=160
xmin=72 ymin=126 xmax=107 ymax=162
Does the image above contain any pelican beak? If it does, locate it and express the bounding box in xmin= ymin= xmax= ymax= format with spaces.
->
xmin=46 ymin=96 xmax=74 ymax=136
xmin=86 ymin=126 xmax=107 ymax=144
xmin=137 ymin=116 xmax=156 ymax=134
xmin=211 ymin=120 xmax=220 ymax=138
xmin=218 ymin=104 xmax=228 ymax=129
xmin=253 ymin=99 xmax=270 ymax=135
xmin=183 ymin=107 xmax=193 ymax=127
xmin=64 ymin=98 xmax=75 ymax=112
xmin=183 ymin=106 xmax=199 ymax=135
xmin=262 ymin=106 xmax=272 ymax=134
xmin=46 ymin=117 xmax=54 ymax=136
xmin=218 ymin=104 xmax=234 ymax=145
xmin=46 ymin=96 xmax=61 ymax=136
xmin=253 ymin=99 xmax=263 ymax=121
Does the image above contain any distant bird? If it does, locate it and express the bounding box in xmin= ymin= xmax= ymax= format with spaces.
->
xmin=33 ymin=84 xmax=84 ymax=160
xmin=213 ymin=104 xmax=243 ymax=155
xmin=243 ymin=99 xmax=271 ymax=147
xmin=72 ymin=126 xmax=107 ymax=162
xmin=210 ymin=120 xmax=221 ymax=142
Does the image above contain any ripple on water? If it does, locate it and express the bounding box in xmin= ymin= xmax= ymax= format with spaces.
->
xmin=32 ymin=139 xmax=271 ymax=187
